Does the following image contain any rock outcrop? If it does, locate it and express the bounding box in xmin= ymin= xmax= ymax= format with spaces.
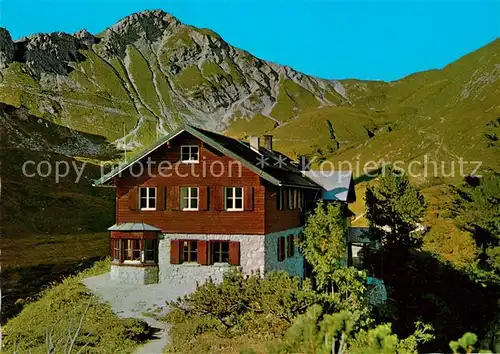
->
xmin=0 ymin=28 xmax=14 ymax=70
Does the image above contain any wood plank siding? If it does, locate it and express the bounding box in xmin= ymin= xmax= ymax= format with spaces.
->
xmin=114 ymin=132 xmax=315 ymax=235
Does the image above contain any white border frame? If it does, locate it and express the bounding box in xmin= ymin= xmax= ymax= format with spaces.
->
xmin=182 ymin=187 xmax=199 ymax=211
xmin=180 ymin=145 xmax=200 ymax=163
xmin=225 ymin=187 xmax=244 ymax=211
xmin=139 ymin=186 xmax=157 ymax=211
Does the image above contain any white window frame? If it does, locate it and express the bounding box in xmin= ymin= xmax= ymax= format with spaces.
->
xmin=123 ymin=239 xmax=142 ymax=265
xmin=181 ymin=145 xmax=199 ymax=163
xmin=181 ymin=187 xmax=199 ymax=211
xmin=139 ymin=187 xmax=156 ymax=211
xmin=225 ymin=187 xmax=244 ymax=211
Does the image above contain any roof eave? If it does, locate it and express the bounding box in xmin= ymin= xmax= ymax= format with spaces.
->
xmin=186 ymin=126 xmax=283 ymax=186
xmin=93 ymin=124 xmax=307 ymax=188
xmin=279 ymin=183 xmax=322 ymax=190
xmin=93 ymin=125 xmax=186 ymax=187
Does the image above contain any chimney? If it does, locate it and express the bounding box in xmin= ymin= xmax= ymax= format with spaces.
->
xmin=249 ymin=136 xmax=260 ymax=152
xmin=263 ymin=135 xmax=273 ymax=150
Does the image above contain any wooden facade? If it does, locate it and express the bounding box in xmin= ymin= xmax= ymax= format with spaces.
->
xmin=114 ymin=132 xmax=317 ymax=235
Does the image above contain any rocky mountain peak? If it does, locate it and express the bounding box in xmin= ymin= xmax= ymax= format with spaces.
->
xmin=109 ymin=9 xmax=180 ymax=33
xmin=0 ymin=9 xmax=348 ymax=146
xmin=15 ymin=32 xmax=85 ymax=76
xmin=74 ymin=29 xmax=97 ymax=49
xmin=98 ymin=10 xmax=181 ymax=57
xmin=0 ymin=28 xmax=14 ymax=70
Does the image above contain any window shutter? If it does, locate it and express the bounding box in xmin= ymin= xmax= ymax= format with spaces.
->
xmin=214 ymin=186 xmax=225 ymax=211
xmin=228 ymin=241 xmax=240 ymax=265
xmin=128 ymin=187 xmax=139 ymax=211
xmin=197 ymin=240 xmax=209 ymax=265
xmin=283 ymin=188 xmax=288 ymax=211
xmin=168 ymin=186 xmax=180 ymax=210
xmin=157 ymin=186 xmax=166 ymax=211
xmin=244 ymin=186 xmax=254 ymax=211
xmin=170 ymin=240 xmax=181 ymax=264
xmin=199 ymin=186 xmax=209 ymax=211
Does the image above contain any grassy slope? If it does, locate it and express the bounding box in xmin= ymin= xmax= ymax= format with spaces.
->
xmin=330 ymin=39 xmax=500 ymax=178
xmin=2 ymin=259 xmax=151 ymax=354
xmin=0 ymin=232 xmax=109 ymax=323
xmin=227 ymin=39 xmax=498 ymax=269
xmin=225 ymin=113 xmax=278 ymax=139
xmin=1 ymin=103 xmax=117 ymax=236
xmin=270 ymin=78 xmax=321 ymax=123
xmin=271 ymin=106 xmax=388 ymax=158
xmin=227 ymin=39 xmax=499 ymax=180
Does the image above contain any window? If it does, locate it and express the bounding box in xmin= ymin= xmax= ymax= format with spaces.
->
xmin=298 ymin=232 xmax=305 ymax=253
xmin=277 ymin=188 xmax=285 ymax=210
xmin=288 ymin=188 xmax=296 ymax=210
xmin=112 ymin=239 xmax=121 ymax=261
xmin=211 ymin=241 xmax=229 ymax=263
xmin=350 ymin=244 xmax=366 ymax=269
xmin=277 ymin=236 xmax=286 ymax=261
xmin=298 ymin=190 xmax=303 ymax=210
xmin=181 ymin=145 xmax=199 ymax=162
xmin=140 ymin=187 xmax=156 ymax=210
xmin=124 ymin=239 xmax=141 ymax=263
xmin=111 ymin=239 xmax=158 ymax=265
xmin=183 ymin=240 xmax=198 ymax=262
xmin=225 ymin=187 xmax=243 ymax=211
xmin=144 ymin=240 xmax=158 ymax=263
xmin=287 ymin=235 xmax=295 ymax=257
xmin=181 ymin=187 xmax=199 ymax=210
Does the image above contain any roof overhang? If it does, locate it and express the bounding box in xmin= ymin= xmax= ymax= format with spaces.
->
xmin=93 ymin=125 xmax=292 ymax=187
xmin=107 ymin=223 xmax=161 ymax=232
xmin=92 ymin=126 xmax=186 ymax=187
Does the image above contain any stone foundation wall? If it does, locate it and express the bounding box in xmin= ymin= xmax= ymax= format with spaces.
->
xmin=264 ymin=227 xmax=304 ymax=278
xmin=158 ymin=228 xmax=305 ymax=289
xmin=158 ymin=233 xmax=265 ymax=289
xmin=110 ymin=264 xmax=159 ymax=285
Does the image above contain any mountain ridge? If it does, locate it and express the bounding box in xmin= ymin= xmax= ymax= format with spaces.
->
xmin=0 ymin=10 xmax=498 ymax=177
xmin=0 ymin=10 xmax=350 ymax=149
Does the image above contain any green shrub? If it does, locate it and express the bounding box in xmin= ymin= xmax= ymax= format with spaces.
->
xmin=2 ymin=259 xmax=152 ymax=353
xmin=269 ymin=305 xmax=434 ymax=354
xmin=163 ymin=269 xmax=321 ymax=353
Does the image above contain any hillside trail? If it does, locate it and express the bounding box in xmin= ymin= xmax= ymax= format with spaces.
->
xmin=83 ymin=273 xmax=192 ymax=354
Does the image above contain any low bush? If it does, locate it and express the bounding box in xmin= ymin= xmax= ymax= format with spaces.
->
xmin=163 ymin=269 xmax=322 ymax=353
xmin=268 ymin=305 xmax=434 ymax=354
xmin=2 ymin=258 xmax=153 ymax=354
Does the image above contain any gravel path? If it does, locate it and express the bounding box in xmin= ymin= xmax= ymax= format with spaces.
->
xmin=82 ymin=273 xmax=191 ymax=354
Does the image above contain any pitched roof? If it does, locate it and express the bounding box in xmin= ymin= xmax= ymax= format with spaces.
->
xmin=93 ymin=124 xmax=320 ymax=189
xmin=107 ymin=223 xmax=161 ymax=231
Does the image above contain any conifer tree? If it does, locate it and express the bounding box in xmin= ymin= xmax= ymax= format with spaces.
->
xmin=365 ymin=166 xmax=426 ymax=249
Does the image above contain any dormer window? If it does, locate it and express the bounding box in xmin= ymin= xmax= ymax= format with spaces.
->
xmin=181 ymin=145 xmax=199 ymax=163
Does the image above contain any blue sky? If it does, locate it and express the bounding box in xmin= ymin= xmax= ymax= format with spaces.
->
xmin=1 ymin=0 xmax=498 ymax=81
